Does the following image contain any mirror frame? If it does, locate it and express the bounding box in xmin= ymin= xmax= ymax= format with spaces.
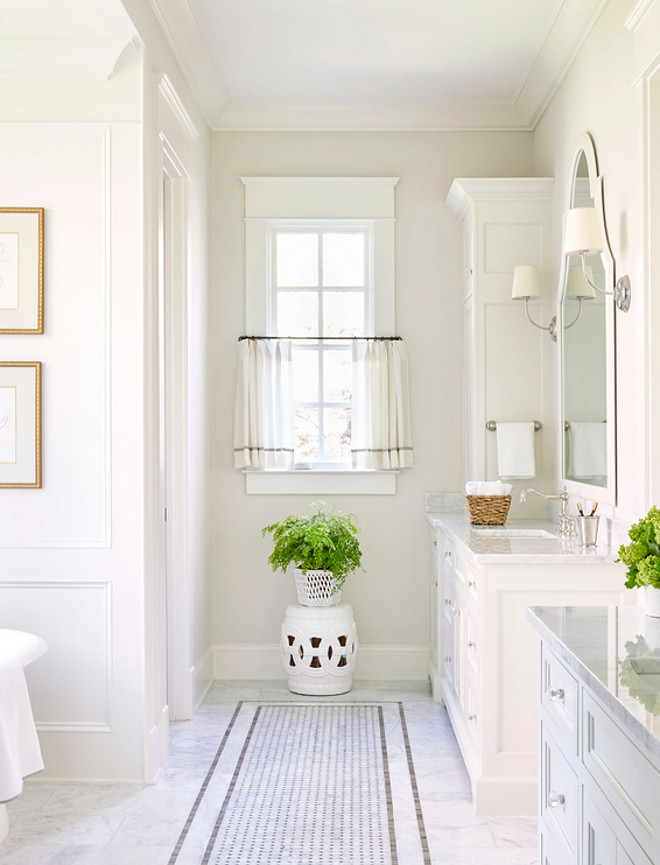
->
xmin=558 ymin=132 xmax=617 ymax=506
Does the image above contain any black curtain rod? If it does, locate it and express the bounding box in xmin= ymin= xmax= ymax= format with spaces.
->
xmin=238 ymin=335 xmax=402 ymax=342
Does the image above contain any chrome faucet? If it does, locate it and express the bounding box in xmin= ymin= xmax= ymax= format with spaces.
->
xmin=520 ymin=486 xmax=576 ymax=539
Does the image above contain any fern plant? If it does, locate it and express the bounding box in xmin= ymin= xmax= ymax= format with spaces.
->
xmin=262 ymin=501 xmax=362 ymax=589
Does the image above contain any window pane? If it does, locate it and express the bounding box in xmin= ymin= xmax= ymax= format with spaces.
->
xmin=278 ymin=291 xmax=317 ymax=337
xmin=324 ymin=408 xmax=351 ymax=462
xmin=294 ymin=408 xmax=319 ymax=463
xmin=276 ymin=233 xmax=318 ymax=287
xmin=323 ymin=291 xmax=365 ymax=337
xmin=293 ymin=349 xmax=319 ymax=403
xmin=323 ymin=233 xmax=365 ymax=287
xmin=323 ymin=349 xmax=351 ymax=402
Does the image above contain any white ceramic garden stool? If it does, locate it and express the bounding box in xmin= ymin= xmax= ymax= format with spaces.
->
xmin=281 ymin=603 xmax=359 ymax=696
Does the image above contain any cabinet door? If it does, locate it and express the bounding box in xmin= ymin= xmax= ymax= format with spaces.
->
xmin=582 ymin=788 xmax=616 ymax=865
xmin=430 ymin=531 xmax=440 ymax=670
xmin=541 ymin=722 xmax=578 ymax=864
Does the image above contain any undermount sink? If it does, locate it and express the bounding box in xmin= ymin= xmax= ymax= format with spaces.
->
xmin=470 ymin=528 xmax=556 ymax=539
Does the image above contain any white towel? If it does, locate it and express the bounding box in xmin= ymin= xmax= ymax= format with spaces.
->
xmin=465 ymin=481 xmax=513 ymax=496
xmin=496 ymin=422 xmax=536 ymax=479
xmin=0 ymin=660 xmax=44 ymax=802
xmin=568 ymin=422 xmax=606 ymax=479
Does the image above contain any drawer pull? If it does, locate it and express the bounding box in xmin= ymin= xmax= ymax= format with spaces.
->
xmin=548 ymin=792 xmax=565 ymax=808
xmin=548 ymin=687 xmax=565 ymax=701
xmin=467 ymin=640 xmax=477 ymax=649
xmin=444 ymin=598 xmax=452 ymax=606
xmin=468 ymin=713 xmax=477 ymax=722
xmin=451 ymin=607 xmax=460 ymax=617
xmin=444 ymin=655 xmax=452 ymax=663
xmin=445 ymin=550 xmax=453 ymax=561
xmin=468 ymin=580 xmax=477 ymax=589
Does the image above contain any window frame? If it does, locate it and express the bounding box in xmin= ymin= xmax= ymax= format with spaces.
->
xmin=241 ymin=176 xmax=399 ymax=495
xmin=270 ymin=220 xmax=374 ymax=470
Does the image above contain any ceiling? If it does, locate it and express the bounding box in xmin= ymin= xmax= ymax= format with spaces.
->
xmin=149 ymin=0 xmax=609 ymax=131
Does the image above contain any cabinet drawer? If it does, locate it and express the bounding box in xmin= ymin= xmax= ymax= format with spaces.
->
xmin=464 ymin=607 xmax=480 ymax=679
xmin=541 ymin=722 xmax=579 ymax=861
xmin=582 ymin=788 xmax=616 ymax=865
xmin=463 ymin=671 xmax=481 ymax=753
xmin=465 ymin=561 xmax=480 ymax=604
xmin=582 ymin=691 xmax=660 ymax=862
xmin=541 ymin=643 xmax=579 ymax=754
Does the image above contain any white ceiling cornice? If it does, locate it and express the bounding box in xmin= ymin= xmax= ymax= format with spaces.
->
xmin=148 ymin=0 xmax=231 ymax=128
xmin=150 ymin=0 xmax=611 ymax=132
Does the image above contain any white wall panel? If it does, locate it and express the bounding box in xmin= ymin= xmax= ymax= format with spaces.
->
xmin=0 ymin=126 xmax=111 ymax=548
xmin=0 ymin=581 xmax=111 ymax=730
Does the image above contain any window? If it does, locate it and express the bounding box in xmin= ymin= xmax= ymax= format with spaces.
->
xmin=241 ymin=176 xmax=399 ymax=494
xmin=271 ymin=224 xmax=372 ymax=468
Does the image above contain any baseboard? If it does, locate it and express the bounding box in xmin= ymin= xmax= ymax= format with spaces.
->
xmin=192 ymin=647 xmax=214 ymax=710
xmin=212 ymin=643 xmax=429 ymax=681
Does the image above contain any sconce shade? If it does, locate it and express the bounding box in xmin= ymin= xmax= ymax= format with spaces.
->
xmin=511 ymin=265 xmax=541 ymax=300
xmin=564 ymin=207 xmax=603 ymax=255
xmin=565 ymin=264 xmax=595 ymax=300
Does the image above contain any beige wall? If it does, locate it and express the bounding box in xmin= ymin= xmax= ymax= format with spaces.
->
xmin=210 ymin=131 xmax=533 ymax=668
xmin=533 ymin=0 xmax=647 ymax=522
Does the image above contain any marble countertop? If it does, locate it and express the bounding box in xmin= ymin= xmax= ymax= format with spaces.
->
xmin=527 ymin=606 xmax=660 ymax=767
xmin=426 ymin=510 xmax=622 ymax=564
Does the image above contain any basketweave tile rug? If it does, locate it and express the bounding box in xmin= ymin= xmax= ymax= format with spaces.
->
xmin=167 ymin=702 xmax=431 ymax=865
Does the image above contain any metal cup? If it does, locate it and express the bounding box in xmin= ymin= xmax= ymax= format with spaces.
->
xmin=577 ymin=515 xmax=600 ymax=547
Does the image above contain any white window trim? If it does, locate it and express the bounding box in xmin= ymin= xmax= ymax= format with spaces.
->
xmin=241 ymin=176 xmax=399 ymax=495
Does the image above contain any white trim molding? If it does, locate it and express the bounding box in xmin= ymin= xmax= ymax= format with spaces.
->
xmin=212 ymin=643 xmax=429 ymax=681
xmin=244 ymin=471 xmax=397 ymax=495
xmin=158 ymin=75 xmax=199 ymax=142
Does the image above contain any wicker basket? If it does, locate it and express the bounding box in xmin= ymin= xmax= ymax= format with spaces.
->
xmin=294 ymin=569 xmax=342 ymax=607
xmin=466 ymin=494 xmax=512 ymax=526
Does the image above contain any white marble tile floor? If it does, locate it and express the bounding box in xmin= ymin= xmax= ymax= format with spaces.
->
xmin=0 ymin=682 xmax=538 ymax=865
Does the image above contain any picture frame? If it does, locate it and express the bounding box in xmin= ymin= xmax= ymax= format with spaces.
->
xmin=0 ymin=208 xmax=44 ymax=334
xmin=0 ymin=362 xmax=41 ymax=488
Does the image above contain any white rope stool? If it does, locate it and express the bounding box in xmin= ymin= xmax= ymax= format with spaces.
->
xmin=281 ymin=603 xmax=359 ymax=695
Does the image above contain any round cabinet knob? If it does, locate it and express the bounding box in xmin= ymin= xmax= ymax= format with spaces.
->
xmin=548 ymin=792 xmax=565 ymax=808
xmin=445 ymin=598 xmax=452 ymax=606
xmin=468 ymin=713 xmax=477 ymax=722
xmin=444 ymin=655 xmax=452 ymax=663
xmin=451 ymin=607 xmax=460 ymax=617
xmin=433 ymin=539 xmax=437 ymax=548
xmin=444 ymin=550 xmax=453 ymax=560
xmin=468 ymin=580 xmax=476 ymax=589
xmin=467 ymin=640 xmax=477 ymax=649
xmin=548 ymin=687 xmax=565 ymax=701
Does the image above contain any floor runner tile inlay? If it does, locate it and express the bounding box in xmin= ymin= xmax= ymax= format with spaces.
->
xmin=169 ymin=702 xmax=430 ymax=865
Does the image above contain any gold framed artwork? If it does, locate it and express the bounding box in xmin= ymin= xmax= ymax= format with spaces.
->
xmin=0 ymin=208 xmax=44 ymax=334
xmin=0 ymin=362 xmax=41 ymax=488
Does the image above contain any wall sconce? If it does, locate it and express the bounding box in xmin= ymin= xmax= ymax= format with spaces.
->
xmin=563 ymin=207 xmax=631 ymax=312
xmin=564 ymin=264 xmax=595 ymax=329
xmin=511 ymin=265 xmax=557 ymax=342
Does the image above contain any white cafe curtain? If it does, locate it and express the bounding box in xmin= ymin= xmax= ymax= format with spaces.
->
xmin=233 ymin=338 xmax=294 ymax=469
xmin=351 ymin=339 xmax=413 ymax=470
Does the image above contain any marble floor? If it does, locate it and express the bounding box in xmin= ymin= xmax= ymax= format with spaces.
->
xmin=0 ymin=682 xmax=538 ymax=865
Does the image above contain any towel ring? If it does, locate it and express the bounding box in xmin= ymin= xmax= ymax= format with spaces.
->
xmin=486 ymin=420 xmax=542 ymax=432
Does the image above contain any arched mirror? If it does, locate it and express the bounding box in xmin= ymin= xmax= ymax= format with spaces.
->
xmin=560 ymin=133 xmax=616 ymax=505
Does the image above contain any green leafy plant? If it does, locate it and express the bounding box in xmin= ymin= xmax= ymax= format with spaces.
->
xmin=618 ymin=506 xmax=660 ymax=589
xmin=262 ymin=501 xmax=362 ymax=589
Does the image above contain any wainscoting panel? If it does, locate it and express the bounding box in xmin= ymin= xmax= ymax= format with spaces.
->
xmin=0 ymin=581 xmax=112 ymax=731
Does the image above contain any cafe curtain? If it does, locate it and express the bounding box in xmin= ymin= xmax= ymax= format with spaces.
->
xmin=351 ymin=339 xmax=413 ymax=470
xmin=233 ymin=338 xmax=295 ymax=469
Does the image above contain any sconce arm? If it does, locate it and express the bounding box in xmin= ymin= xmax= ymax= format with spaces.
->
xmin=579 ymin=254 xmax=631 ymax=313
xmin=563 ymin=297 xmax=584 ymax=330
xmin=523 ymin=298 xmax=557 ymax=343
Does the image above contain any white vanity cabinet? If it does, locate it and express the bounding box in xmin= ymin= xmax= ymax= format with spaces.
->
xmin=529 ymin=607 xmax=660 ymax=865
xmin=428 ymin=515 xmax=631 ymax=816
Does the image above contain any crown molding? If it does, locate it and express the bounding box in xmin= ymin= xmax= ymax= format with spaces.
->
xmin=445 ymin=178 xmax=555 ymax=219
xmin=159 ymin=74 xmax=199 ymax=141
xmin=0 ymin=38 xmax=132 ymax=82
xmin=148 ymin=0 xmax=230 ymax=129
xmin=625 ymin=0 xmax=656 ymax=31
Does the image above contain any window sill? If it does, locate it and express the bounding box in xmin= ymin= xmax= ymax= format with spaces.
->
xmin=243 ymin=470 xmax=398 ymax=495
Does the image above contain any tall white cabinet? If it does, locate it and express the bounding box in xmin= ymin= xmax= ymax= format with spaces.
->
xmin=445 ymin=178 xmax=554 ymax=519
